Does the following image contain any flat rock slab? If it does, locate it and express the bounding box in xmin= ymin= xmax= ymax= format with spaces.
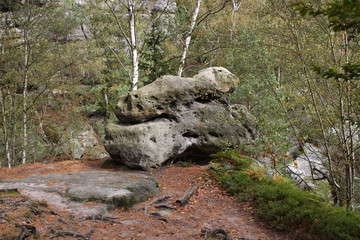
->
xmin=0 ymin=171 xmax=158 ymax=216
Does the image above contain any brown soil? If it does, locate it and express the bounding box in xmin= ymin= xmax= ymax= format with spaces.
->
xmin=0 ymin=159 xmax=289 ymax=240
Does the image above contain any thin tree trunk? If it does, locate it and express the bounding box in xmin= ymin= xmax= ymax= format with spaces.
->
xmin=66 ymin=35 xmax=75 ymax=85
xmin=0 ymin=25 xmax=11 ymax=168
xmin=177 ymin=0 xmax=201 ymax=77
xmin=34 ymin=109 xmax=50 ymax=144
xmin=85 ymin=3 xmax=132 ymax=81
xmin=22 ymin=29 xmax=29 ymax=165
xmin=276 ymin=66 xmax=281 ymax=90
xmin=231 ymin=0 xmax=242 ymax=12
xmin=342 ymin=30 xmax=355 ymax=210
xmin=290 ymin=20 xmax=341 ymax=204
xmin=104 ymin=91 xmax=109 ymax=119
xmin=0 ymin=90 xmax=11 ymax=168
xmin=128 ymin=0 xmax=139 ymax=90
xmin=11 ymin=88 xmax=17 ymax=166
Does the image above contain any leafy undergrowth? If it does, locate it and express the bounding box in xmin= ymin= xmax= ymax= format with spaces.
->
xmin=210 ymin=150 xmax=360 ymax=240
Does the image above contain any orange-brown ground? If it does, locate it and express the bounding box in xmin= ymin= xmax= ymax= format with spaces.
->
xmin=0 ymin=159 xmax=289 ymax=240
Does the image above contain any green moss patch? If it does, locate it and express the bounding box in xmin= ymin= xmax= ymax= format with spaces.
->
xmin=210 ymin=150 xmax=360 ymax=240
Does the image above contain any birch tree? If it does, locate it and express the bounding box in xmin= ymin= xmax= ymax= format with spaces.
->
xmin=104 ymin=0 xmax=143 ymax=90
xmin=18 ymin=0 xmax=47 ymax=164
xmin=128 ymin=0 xmax=138 ymax=90
xmin=0 ymin=11 xmax=12 ymax=167
xmin=177 ymin=0 xmax=201 ymax=77
xmin=0 ymin=89 xmax=11 ymax=168
xmin=0 ymin=0 xmax=61 ymax=167
xmin=22 ymin=26 xmax=29 ymax=164
xmin=230 ymin=0 xmax=242 ymax=12
xmin=175 ymin=0 xmax=231 ymax=76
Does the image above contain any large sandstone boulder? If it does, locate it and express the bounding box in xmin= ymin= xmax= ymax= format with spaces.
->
xmin=104 ymin=67 xmax=258 ymax=170
xmin=114 ymin=67 xmax=238 ymax=124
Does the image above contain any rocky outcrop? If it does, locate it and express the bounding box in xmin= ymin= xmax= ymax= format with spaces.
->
xmin=284 ymin=143 xmax=328 ymax=189
xmin=57 ymin=125 xmax=109 ymax=160
xmin=150 ymin=0 xmax=177 ymax=13
xmin=104 ymin=67 xmax=258 ymax=170
xmin=0 ymin=171 xmax=158 ymax=216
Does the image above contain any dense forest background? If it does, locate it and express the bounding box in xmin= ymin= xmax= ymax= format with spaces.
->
xmin=0 ymin=0 xmax=359 ymax=210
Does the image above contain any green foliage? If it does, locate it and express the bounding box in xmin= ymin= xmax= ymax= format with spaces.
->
xmin=287 ymin=0 xmax=360 ymax=209
xmin=314 ymin=63 xmax=360 ymax=82
xmin=292 ymin=0 xmax=360 ymax=32
xmin=0 ymin=190 xmax=20 ymax=196
xmin=0 ymin=0 xmax=21 ymax=12
xmin=84 ymin=0 xmax=133 ymax=88
xmin=211 ymin=150 xmax=360 ymax=239
xmin=47 ymin=0 xmax=84 ymax=38
xmin=78 ymin=84 xmax=130 ymax=117
xmin=218 ymin=171 xmax=252 ymax=194
xmin=0 ymin=0 xmax=66 ymax=167
xmin=211 ymin=149 xmax=253 ymax=171
xmin=259 ymin=183 xmax=360 ymax=240
xmin=226 ymin=26 xmax=291 ymax=158
xmin=43 ymin=120 xmax=63 ymax=144
xmin=139 ymin=10 xmax=173 ymax=84
xmin=255 ymin=180 xmax=323 ymax=230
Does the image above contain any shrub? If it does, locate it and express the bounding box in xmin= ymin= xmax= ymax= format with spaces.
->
xmin=210 ymin=150 xmax=360 ymax=240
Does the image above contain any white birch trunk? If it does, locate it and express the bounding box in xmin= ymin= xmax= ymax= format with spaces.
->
xmin=11 ymin=88 xmax=17 ymax=164
xmin=128 ymin=0 xmax=139 ymax=90
xmin=177 ymin=0 xmax=201 ymax=77
xmin=104 ymin=91 xmax=109 ymax=118
xmin=22 ymin=29 xmax=29 ymax=165
xmin=0 ymin=90 xmax=11 ymax=168
xmin=231 ymin=0 xmax=242 ymax=12
xmin=276 ymin=66 xmax=281 ymax=90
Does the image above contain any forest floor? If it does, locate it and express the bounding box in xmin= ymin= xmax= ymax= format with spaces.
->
xmin=0 ymin=158 xmax=290 ymax=240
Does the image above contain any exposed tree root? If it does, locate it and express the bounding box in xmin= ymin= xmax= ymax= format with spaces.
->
xmin=144 ymin=194 xmax=173 ymax=216
xmin=201 ymin=228 xmax=232 ymax=240
xmin=176 ymin=183 xmax=201 ymax=206
xmin=83 ymin=214 xmax=123 ymax=224
xmin=15 ymin=223 xmax=37 ymax=240
xmin=149 ymin=212 xmax=169 ymax=222
xmin=154 ymin=203 xmax=176 ymax=210
xmin=148 ymin=195 xmax=172 ymax=205
xmin=51 ymin=228 xmax=94 ymax=239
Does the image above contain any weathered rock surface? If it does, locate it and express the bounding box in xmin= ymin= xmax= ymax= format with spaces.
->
xmin=57 ymin=125 xmax=109 ymax=160
xmin=114 ymin=67 xmax=239 ymax=124
xmin=284 ymin=143 xmax=328 ymax=189
xmin=255 ymin=142 xmax=329 ymax=189
xmin=0 ymin=171 xmax=158 ymax=216
xmin=104 ymin=67 xmax=258 ymax=170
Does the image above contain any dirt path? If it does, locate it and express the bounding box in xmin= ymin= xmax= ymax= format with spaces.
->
xmin=0 ymin=159 xmax=288 ymax=240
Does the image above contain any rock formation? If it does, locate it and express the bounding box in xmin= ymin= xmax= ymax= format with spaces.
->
xmin=104 ymin=67 xmax=258 ymax=170
xmin=0 ymin=171 xmax=158 ymax=216
xmin=57 ymin=125 xmax=109 ymax=160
